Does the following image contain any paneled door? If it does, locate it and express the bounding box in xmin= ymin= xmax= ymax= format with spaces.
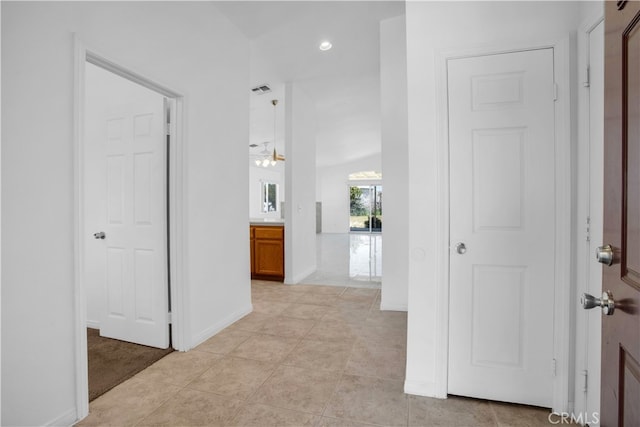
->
xmin=600 ymin=2 xmax=640 ymax=425
xmin=448 ymin=49 xmax=556 ymax=407
xmin=85 ymin=66 xmax=169 ymax=349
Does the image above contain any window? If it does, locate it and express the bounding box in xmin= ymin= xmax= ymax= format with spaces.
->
xmin=349 ymin=184 xmax=382 ymax=232
xmin=261 ymin=182 xmax=278 ymax=213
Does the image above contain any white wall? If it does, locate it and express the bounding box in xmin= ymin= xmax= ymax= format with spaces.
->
xmin=404 ymin=0 xmax=581 ymax=398
xmin=316 ymin=154 xmax=382 ymax=234
xmin=84 ymin=63 xmax=166 ymax=328
xmin=249 ymin=164 xmax=285 ymax=219
xmin=284 ymin=83 xmax=317 ymax=283
xmin=1 ymin=2 xmax=249 ymax=425
xmin=380 ymin=15 xmax=409 ymax=311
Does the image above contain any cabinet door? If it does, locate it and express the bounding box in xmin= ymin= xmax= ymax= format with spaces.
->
xmin=254 ymin=239 xmax=284 ymax=277
xmin=250 ymin=226 xmax=255 ymax=274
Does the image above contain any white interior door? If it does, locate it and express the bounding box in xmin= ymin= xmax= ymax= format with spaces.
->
xmin=84 ymin=63 xmax=169 ymax=349
xmin=448 ymin=49 xmax=556 ymax=407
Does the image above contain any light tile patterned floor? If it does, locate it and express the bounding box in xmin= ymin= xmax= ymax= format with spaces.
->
xmin=78 ymin=281 xmax=554 ymax=426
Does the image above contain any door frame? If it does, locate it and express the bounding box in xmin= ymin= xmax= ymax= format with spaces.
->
xmin=433 ymin=37 xmax=572 ymax=413
xmin=72 ymin=35 xmax=188 ymax=419
xmin=573 ymin=9 xmax=604 ymax=422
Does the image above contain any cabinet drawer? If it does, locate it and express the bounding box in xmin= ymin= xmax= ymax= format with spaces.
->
xmin=254 ymin=226 xmax=283 ymax=240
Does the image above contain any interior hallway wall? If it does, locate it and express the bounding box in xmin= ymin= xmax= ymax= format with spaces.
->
xmin=404 ymin=0 xmax=581 ymax=398
xmin=284 ymin=83 xmax=317 ymax=284
xmin=380 ymin=15 xmax=409 ymax=311
xmin=1 ymin=2 xmax=249 ymax=425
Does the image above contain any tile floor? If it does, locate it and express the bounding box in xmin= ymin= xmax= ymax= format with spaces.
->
xmin=78 ymin=281 xmax=555 ymax=426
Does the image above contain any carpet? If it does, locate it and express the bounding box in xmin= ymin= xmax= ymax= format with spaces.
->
xmin=87 ymin=328 xmax=173 ymax=401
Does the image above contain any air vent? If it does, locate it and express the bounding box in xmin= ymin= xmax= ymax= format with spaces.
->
xmin=251 ymin=84 xmax=272 ymax=95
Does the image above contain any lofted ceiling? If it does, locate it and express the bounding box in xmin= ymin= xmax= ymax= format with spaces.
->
xmin=214 ymin=1 xmax=405 ymax=169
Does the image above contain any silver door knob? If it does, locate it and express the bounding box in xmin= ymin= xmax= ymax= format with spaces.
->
xmin=93 ymin=231 xmax=106 ymax=240
xmin=581 ymin=291 xmax=615 ymax=315
xmin=455 ymin=242 xmax=467 ymax=254
xmin=595 ymin=244 xmax=614 ymax=266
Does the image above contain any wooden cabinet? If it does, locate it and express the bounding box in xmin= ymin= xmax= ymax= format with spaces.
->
xmin=250 ymin=225 xmax=284 ymax=282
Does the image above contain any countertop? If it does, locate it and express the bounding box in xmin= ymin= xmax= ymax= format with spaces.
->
xmin=250 ymin=218 xmax=284 ymax=226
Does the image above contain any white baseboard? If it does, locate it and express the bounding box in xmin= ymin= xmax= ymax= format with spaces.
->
xmin=190 ymin=304 xmax=253 ymax=349
xmin=404 ymin=379 xmax=446 ymax=398
xmin=46 ymin=407 xmax=78 ymax=427
xmin=86 ymin=320 xmax=99 ymax=329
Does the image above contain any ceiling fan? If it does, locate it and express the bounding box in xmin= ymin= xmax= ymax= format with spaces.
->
xmin=250 ymin=141 xmax=284 ymax=161
xmin=250 ymin=100 xmax=285 ymax=166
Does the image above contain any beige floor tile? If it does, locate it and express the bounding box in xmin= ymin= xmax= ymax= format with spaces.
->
xmin=227 ymin=403 xmax=320 ymax=426
xmin=195 ymin=329 xmax=254 ymax=354
xmin=342 ymin=287 xmax=379 ymax=298
xmin=258 ymin=315 xmax=317 ymax=339
xmin=134 ymin=350 xmax=222 ymax=387
xmin=345 ymin=340 xmax=406 ymax=380
xmin=251 ymin=365 xmax=341 ymax=414
xmin=187 ymin=356 xmax=276 ymax=400
xmin=324 ymin=374 xmax=408 ymax=427
xmin=304 ymin=284 xmax=347 ymax=295
xmin=228 ymin=312 xmax=275 ymax=332
xmin=296 ymin=292 xmax=339 ymax=306
xmin=138 ymin=388 xmax=243 ymax=426
xmin=337 ymin=290 xmax=377 ymax=306
xmin=229 ymin=334 xmax=299 ymax=362
xmin=252 ymin=299 xmax=291 ymax=315
xmin=251 ymin=286 xmax=303 ymax=303
xmin=322 ymin=306 xmax=371 ymax=325
xmin=77 ymin=377 xmax=181 ymax=426
xmin=316 ymin=416 xmax=379 ymax=427
xmin=306 ymin=320 xmax=361 ymax=342
xmin=365 ymin=309 xmax=407 ymax=330
xmin=357 ymin=324 xmax=407 ymax=351
xmin=283 ymin=339 xmax=354 ymax=372
xmin=285 ymin=284 xmax=320 ymax=293
xmin=409 ymin=395 xmax=497 ymax=427
xmin=284 ymin=303 xmax=330 ymax=320
xmin=490 ymin=401 xmax=553 ymax=427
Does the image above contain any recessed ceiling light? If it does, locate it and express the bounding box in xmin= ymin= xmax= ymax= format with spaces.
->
xmin=319 ymin=41 xmax=332 ymax=51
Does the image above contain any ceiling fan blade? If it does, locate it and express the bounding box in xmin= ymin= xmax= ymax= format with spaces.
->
xmin=271 ymin=148 xmax=285 ymax=162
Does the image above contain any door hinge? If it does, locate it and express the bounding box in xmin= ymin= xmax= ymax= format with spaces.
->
xmin=585 ymin=216 xmax=591 ymax=242
xmin=553 ymin=82 xmax=559 ymax=101
xmin=581 ymin=369 xmax=588 ymax=392
xmin=584 ymin=66 xmax=591 ymax=88
xmin=552 ymin=359 xmax=557 ymax=377
xmin=167 ymin=312 xmax=172 ymax=324
xmin=166 ymin=122 xmax=171 ymax=136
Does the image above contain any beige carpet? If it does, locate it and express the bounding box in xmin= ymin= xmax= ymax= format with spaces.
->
xmin=87 ymin=328 xmax=173 ymax=401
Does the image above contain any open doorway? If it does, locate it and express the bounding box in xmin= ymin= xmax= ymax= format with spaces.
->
xmin=83 ymin=60 xmax=173 ymax=400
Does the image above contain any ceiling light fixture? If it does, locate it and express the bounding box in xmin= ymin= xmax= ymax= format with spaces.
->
xmin=319 ymin=41 xmax=332 ymax=51
xmin=252 ymin=100 xmax=285 ymax=168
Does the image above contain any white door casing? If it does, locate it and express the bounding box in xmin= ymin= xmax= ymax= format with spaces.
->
xmin=448 ymin=49 xmax=556 ymax=407
xmin=84 ymin=65 xmax=169 ymax=348
xmin=586 ymin=19 xmax=604 ymax=424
